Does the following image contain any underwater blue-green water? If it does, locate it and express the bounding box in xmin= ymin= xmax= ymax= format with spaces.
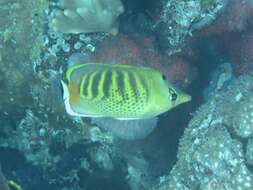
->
xmin=1 ymin=0 xmax=253 ymax=190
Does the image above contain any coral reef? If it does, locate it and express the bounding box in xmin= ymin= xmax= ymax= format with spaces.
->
xmin=157 ymin=0 xmax=227 ymax=54
xmin=199 ymin=0 xmax=253 ymax=36
xmin=203 ymin=62 xmax=233 ymax=100
xmin=156 ymin=55 xmax=198 ymax=89
xmin=51 ymin=0 xmax=124 ymax=35
xmin=246 ymin=138 xmax=253 ymax=165
xmin=154 ymin=71 xmax=253 ymax=190
xmin=192 ymin=0 xmax=253 ymax=76
xmin=0 ymin=0 xmax=48 ymax=116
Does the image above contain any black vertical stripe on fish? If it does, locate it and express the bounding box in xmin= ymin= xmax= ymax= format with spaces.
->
xmin=103 ymin=70 xmax=112 ymax=98
xmin=91 ymin=71 xmax=101 ymax=100
xmin=122 ymin=71 xmax=133 ymax=101
xmin=133 ymin=72 xmax=148 ymax=103
xmin=132 ymin=72 xmax=143 ymax=103
xmin=116 ymin=70 xmax=125 ymax=100
xmin=128 ymin=71 xmax=138 ymax=101
xmin=138 ymin=74 xmax=149 ymax=104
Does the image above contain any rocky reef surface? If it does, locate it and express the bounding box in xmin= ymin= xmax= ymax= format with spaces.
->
xmin=154 ymin=67 xmax=253 ymax=190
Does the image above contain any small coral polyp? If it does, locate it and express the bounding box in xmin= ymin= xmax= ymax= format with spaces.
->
xmin=51 ymin=0 xmax=124 ymax=35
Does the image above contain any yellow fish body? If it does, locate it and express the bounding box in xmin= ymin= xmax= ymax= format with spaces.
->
xmin=62 ymin=63 xmax=191 ymax=120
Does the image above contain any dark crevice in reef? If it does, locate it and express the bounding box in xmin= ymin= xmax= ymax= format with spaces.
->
xmin=189 ymin=36 xmax=231 ymax=103
xmin=147 ymin=35 xmax=230 ymax=176
xmin=0 ymin=147 xmax=57 ymax=190
xmin=121 ymin=0 xmax=162 ymax=14
xmin=119 ymin=0 xmax=162 ymax=36
xmin=114 ymin=35 xmax=230 ymax=179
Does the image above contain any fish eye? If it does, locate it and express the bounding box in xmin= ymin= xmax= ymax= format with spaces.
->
xmin=171 ymin=93 xmax=178 ymax=101
xmin=169 ymin=88 xmax=177 ymax=101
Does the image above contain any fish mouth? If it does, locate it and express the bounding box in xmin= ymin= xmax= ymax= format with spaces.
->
xmin=180 ymin=93 xmax=192 ymax=104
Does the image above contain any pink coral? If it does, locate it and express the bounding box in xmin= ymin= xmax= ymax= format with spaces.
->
xmin=199 ymin=0 xmax=253 ymax=36
xmin=93 ymin=34 xmax=143 ymax=65
xmin=155 ymin=55 xmax=197 ymax=89
xmin=230 ymin=32 xmax=253 ymax=76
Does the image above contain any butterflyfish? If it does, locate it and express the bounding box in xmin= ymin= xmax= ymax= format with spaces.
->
xmin=61 ymin=63 xmax=191 ymax=140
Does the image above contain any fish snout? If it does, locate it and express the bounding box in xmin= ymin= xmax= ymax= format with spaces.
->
xmin=179 ymin=93 xmax=191 ymax=104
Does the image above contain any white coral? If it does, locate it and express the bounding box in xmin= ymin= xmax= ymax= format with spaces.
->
xmin=51 ymin=0 xmax=124 ymax=35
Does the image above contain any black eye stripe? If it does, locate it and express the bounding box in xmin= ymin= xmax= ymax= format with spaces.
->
xmin=169 ymin=88 xmax=174 ymax=94
xmin=171 ymin=93 xmax=177 ymax=101
xmin=169 ymin=88 xmax=177 ymax=101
